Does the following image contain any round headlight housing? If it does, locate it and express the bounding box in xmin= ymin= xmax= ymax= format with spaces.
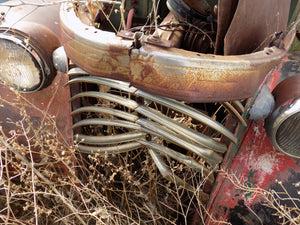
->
xmin=0 ymin=32 xmax=49 ymax=92
xmin=266 ymin=98 xmax=300 ymax=158
xmin=266 ymin=75 xmax=300 ymax=158
xmin=0 ymin=3 xmax=61 ymax=92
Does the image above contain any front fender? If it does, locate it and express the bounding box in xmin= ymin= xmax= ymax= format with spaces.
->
xmin=205 ymin=54 xmax=300 ymax=224
xmin=0 ymin=1 xmax=74 ymax=178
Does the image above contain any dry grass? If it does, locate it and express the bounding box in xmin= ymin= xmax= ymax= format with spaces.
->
xmin=1 ymin=2 xmax=299 ymax=225
xmin=2 ymin=84 xmax=299 ymax=225
xmin=0 ymin=88 xmax=213 ymax=225
xmin=220 ymin=170 xmax=300 ymax=225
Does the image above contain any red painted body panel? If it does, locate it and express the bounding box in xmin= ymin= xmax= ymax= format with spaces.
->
xmin=205 ymin=54 xmax=300 ymax=224
xmin=206 ymin=121 xmax=300 ymax=224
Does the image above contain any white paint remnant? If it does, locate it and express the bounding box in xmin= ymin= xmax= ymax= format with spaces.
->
xmin=253 ymin=124 xmax=261 ymax=137
xmin=254 ymin=153 xmax=279 ymax=174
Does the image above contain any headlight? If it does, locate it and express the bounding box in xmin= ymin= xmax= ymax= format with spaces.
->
xmin=266 ymin=75 xmax=300 ymax=158
xmin=0 ymin=32 xmax=49 ymax=92
xmin=0 ymin=4 xmax=61 ymax=92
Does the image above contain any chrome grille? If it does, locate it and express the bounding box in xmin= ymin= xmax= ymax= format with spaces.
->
xmin=67 ymin=68 xmax=240 ymax=170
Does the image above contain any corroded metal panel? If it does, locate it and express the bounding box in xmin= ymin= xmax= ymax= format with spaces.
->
xmin=60 ymin=3 xmax=132 ymax=81
xmin=224 ymin=0 xmax=291 ymax=55
xmin=205 ymin=55 xmax=300 ymax=224
xmin=60 ymin=2 xmax=295 ymax=103
xmin=206 ymin=120 xmax=300 ymax=224
xmin=129 ymin=33 xmax=294 ymax=102
xmin=0 ymin=73 xmax=74 ymax=176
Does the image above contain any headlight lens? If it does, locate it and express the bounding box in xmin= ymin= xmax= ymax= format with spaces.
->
xmin=275 ymin=107 xmax=300 ymax=156
xmin=266 ymin=98 xmax=300 ymax=158
xmin=0 ymin=33 xmax=48 ymax=92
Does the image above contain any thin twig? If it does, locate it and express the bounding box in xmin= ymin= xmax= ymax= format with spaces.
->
xmin=0 ymin=136 xmax=88 ymax=225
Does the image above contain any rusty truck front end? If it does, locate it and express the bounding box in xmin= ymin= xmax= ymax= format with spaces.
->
xmin=0 ymin=0 xmax=300 ymax=224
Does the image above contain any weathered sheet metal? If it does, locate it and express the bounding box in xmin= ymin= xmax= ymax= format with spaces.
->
xmin=214 ymin=0 xmax=238 ymax=55
xmin=224 ymin=0 xmax=291 ymax=55
xmin=128 ymin=36 xmax=293 ymax=102
xmin=60 ymin=3 xmax=132 ymax=82
xmin=204 ymin=54 xmax=300 ymax=224
xmin=0 ymin=72 xmax=74 ymax=177
xmin=205 ymin=121 xmax=300 ymax=224
xmin=60 ymin=2 xmax=295 ymax=103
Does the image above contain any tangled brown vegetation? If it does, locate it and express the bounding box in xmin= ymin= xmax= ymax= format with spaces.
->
xmin=0 ymin=88 xmax=213 ymax=225
xmin=1 ymin=87 xmax=299 ymax=225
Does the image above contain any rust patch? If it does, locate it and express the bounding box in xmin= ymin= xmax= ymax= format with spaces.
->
xmin=130 ymin=56 xmax=268 ymax=102
xmin=60 ymin=1 xmax=295 ymax=103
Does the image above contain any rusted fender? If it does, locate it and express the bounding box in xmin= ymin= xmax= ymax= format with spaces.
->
xmin=0 ymin=73 xmax=74 ymax=177
xmin=60 ymin=3 xmax=132 ymax=82
xmin=129 ymin=33 xmax=293 ymax=103
xmin=0 ymin=2 xmax=62 ymax=89
xmin=60 ymin=3 xmax=295 ymax=103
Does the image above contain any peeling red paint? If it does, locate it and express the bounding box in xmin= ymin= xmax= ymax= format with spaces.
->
xmin=206 ymin=120 xmax=300 ymax=224
xmin=238 ymin=122 xmax=295 ymax=178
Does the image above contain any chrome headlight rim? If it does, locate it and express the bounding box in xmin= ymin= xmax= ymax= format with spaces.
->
xmin=266 ymin=97 xmax=300 ymax=158
xmin=0 ymin=30 xmax=51 ymax=93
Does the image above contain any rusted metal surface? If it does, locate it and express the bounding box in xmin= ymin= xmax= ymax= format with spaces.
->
xmin=0 ymin=3 xmax=61 ymax=88
xmin=129 ymin=31 xmax=294 ymax=102
xmin=224 ymin=0 xmax=291 ymax=55
xmin=60 ymin=2 xmax=296 ymax=103
xmin=214 ymin=0 xmax=238 ymax=55
xmin=204 ymin=54 xmax=300 ymax=224
xmin=0 ymin=72 xmax=74 ymax=177
xmin=60 ymin=3 xmax=132 ymax=81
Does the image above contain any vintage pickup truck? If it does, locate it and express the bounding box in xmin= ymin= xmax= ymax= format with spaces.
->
xmin=0 ymin=0 xmax=299 ymax=224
